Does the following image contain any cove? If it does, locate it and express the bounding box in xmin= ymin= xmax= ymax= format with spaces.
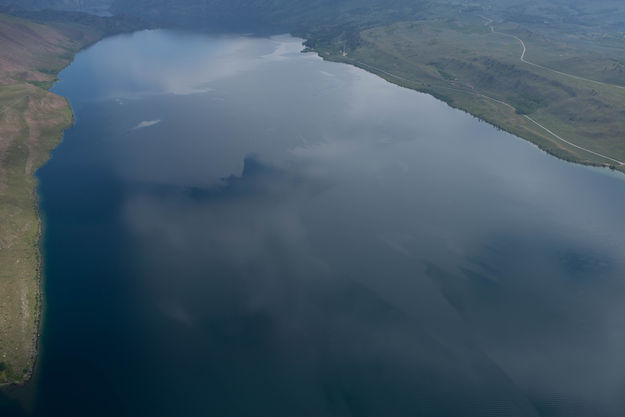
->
xmin=12 ymin=30 xmax=625 ymax=416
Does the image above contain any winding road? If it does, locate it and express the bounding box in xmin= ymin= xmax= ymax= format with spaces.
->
xmin=482 ymin=16 xmax=625 ymax=91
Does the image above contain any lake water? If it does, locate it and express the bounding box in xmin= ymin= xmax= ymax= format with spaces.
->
xmin=4 ymin=30 xmax=625 ymax=416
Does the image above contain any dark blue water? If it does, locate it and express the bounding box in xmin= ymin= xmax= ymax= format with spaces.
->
xmin=3 ymin=30 xmax=625 ymax=416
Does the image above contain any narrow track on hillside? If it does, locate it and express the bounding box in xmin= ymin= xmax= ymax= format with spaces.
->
xmin=481 ymin=16 xmax=625 ymax=91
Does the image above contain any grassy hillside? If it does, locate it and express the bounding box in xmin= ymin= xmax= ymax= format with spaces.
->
xmin=0 ymin=11 xmax=140 ymax=386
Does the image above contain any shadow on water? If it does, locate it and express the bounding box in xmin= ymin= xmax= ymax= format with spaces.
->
xmin=0 ymin=390 xmax=26 ymax=416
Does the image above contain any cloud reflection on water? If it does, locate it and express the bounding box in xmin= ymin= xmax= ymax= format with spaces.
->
xmin=45 ymin=31 xmax=625 ymax=417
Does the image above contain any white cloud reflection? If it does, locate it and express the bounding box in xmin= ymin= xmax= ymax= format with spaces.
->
xmin=133 ymin=119 xmax=161 ymax=130
xmin=78 ymin=30 xmax=303 ymax=98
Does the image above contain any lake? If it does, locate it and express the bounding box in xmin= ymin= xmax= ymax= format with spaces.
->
xmin=6 ymin=30 xmax=625 ymax=416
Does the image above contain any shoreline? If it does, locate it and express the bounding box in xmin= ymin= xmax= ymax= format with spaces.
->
xmin=0 ymin=8 xmax=145 ymax=387
xmin=0 ymin=96 xmax=72 ymax=393
xmin=0 ymin=30 xmax=103 ymax=390
xmin=308 ymin=48 xmax=625 ymax=175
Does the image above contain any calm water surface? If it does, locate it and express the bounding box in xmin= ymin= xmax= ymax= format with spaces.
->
xmin=5 ymin=30 xmax=625 ymax=416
